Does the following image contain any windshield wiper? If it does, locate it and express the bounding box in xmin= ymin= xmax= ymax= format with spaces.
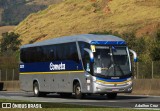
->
xmin=103 ymin=63 xmax=125 ymax=77
xmin=104 ymin=63 xmax=114 ymax=77
xmin=115 ymin=64 xmax=125 ymax=76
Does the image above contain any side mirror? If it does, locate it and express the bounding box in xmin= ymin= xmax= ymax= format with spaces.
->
xmin=84 ymin=48 xmax=94 ymax=62
xmin=129 ymin=49 xmax=137 ymax=62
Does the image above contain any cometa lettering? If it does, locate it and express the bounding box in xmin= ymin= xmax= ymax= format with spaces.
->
xmin=50 ymin=62 xmax=65 ymax=70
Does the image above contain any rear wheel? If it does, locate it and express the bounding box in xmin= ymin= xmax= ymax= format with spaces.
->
xmin=106 ymin=93 xmax=117 ymax=99
xmin=74 ymin=82 xmax=83 ymax=99
xmin=33 ymin=82 xmax=40 ymax=97
xmin=33 ymin=82 xmax=47 ymax=97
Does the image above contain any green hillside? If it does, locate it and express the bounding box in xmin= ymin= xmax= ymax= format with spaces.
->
xmin=14 ymin=0 xmax=160 ymax=45
xmin=0 ymin=0 xmax=62 ymax=25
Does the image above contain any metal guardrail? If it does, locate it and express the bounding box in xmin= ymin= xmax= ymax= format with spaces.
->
xmin=133 ymin=61 xmax=160 ymax=79
xmin=0 ymin=69 xmax=19 ymax=81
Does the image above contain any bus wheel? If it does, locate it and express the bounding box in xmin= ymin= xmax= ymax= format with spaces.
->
xmin=74 ymin=82 xmax=82 ymax=99
xmin=33 ymin=82 xmax=47 ymax=97
xmin=33 ymin=82 xmax=40 ymax=97
xmin=106 ymin=93 xmax=117 ymax=99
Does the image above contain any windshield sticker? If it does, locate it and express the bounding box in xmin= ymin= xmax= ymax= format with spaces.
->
xmin=20 ymin=65 xmax=24 ymax=68
xmin=91 ymin=45 xmax=96 ymax=52
xmin=97 ymin=67 xmax=101 ymax=73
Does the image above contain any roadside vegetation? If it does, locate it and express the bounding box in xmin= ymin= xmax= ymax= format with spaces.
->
xmin=0 ymin=26 xmax=15 ymax=37
xmin=0 ymin=32 xmax=21 ymax=80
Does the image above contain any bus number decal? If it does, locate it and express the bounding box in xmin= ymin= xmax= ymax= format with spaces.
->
xmin=20 ymin=65 xmax=24 ymax=68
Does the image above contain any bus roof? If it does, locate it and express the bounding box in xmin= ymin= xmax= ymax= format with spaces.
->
xmin=21 ymin=34 xmax=126 ymax=48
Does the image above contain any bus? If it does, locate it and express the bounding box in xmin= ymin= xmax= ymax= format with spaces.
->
xmin=19 ymin=34 xmax=137 ymax=99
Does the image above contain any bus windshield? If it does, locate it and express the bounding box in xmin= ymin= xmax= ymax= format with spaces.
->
xmin=93 ymin=46 xmax=131 ymax=77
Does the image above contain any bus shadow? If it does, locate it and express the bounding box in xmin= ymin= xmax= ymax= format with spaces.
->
xmin=27 ymin=94 xmax=148 ymax=100
xmin=80 ymin=95 xmax=147 ymax=100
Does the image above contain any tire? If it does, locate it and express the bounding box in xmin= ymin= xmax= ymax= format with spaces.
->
xmin=33 ymin=82 xmax=40 ymax=97
xmin=74 ymin=82 xmax=82 ymax=99
xmin=33 ymin=82 xmax=47 ymax=97
xmin=106 ymin=93 xmax=117 ymax=99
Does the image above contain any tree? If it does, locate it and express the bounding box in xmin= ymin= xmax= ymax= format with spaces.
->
xmin=1 ymin=32 xmax=21 ymax=53
xmin=149 ymin=29 xmax=160 ymax=61
xmin=121 ymin=32 xmax=137 ymax=50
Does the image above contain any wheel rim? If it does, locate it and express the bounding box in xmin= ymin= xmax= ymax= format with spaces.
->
xmin=34 ymin=86 xmax=38 ymax=95
xmin=76 ymin=86 xmax=81 ymax=95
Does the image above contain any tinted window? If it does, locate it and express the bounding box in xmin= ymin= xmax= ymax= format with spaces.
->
xmin=78 ymin=42 xmax=90 ymax=58
xmin=78 ymin=42 xmax=90 ymax=69
xmin=20 ymin=42 xmax=79 ymax=63
xmin=20 ymin=49 xmax=27 ymax=63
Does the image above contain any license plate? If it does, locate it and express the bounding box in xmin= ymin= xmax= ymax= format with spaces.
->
xmin=112 ymin=89 xmax=119 ymax=92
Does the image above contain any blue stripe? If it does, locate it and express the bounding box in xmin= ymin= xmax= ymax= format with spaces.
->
xmin=90 ymin=41 xmax=126 ymax=45
xmin=96 ymin=77 xmax=130 ymax=82
xmin=20 ymin=61 xmax=83 ymax=72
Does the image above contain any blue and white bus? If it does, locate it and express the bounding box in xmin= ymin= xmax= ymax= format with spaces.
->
xmin=19 ymin=34 xmax=137 ymax=99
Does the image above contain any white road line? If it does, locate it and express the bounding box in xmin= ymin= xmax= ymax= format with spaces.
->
xmin=120 ymin=94 xmax=160 ymax=98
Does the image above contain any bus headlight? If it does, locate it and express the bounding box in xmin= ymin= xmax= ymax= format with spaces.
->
xmin=93 ymin=76 xmax=96 ymax=82
xmin=127 ymin=78 xmax=131 ymax=81
xmin=127 ymin=81 xmax=132 ymax=85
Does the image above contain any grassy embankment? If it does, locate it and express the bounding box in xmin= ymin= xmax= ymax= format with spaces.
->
xmin=0 ymin=99 xmax=158 ymax=111
xmin=14 ymin=0 xmax=160 ymax=45
xmin=0 ymin=26 xmax=15 ymax=38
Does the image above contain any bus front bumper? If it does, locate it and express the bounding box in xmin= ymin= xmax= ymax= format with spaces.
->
xmin=92 ymin=81 xmax=133 ymax=93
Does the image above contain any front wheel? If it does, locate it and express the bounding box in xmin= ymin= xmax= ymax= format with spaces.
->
xmin=74 ymin=83 xmax=82 ymax=99
xmin=106 ymin=93 xmax=117 ymax=99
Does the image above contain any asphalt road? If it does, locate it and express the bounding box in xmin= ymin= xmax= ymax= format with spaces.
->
xmin=0 ymin=91 xmax=160 ymax=108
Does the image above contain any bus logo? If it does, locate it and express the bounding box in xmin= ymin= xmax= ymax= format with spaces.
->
xmin=49 ymin=62 xmax=65 ymax=70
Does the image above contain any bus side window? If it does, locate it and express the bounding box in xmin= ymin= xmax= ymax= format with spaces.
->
xmin=27 ymin=48 xmax=32 ymax=63
xmin=20 ymin=49 xmax=27 ymax=63
xmin=49 ymin=49 xmax=54 ymax=61
xmin=78 ymin=42 xmax=90 ymax=70
xmin=69 ymin=43 xmax=79 ymax=63
xmin=83 ymin=51 xmax=90 ymax=72
xmin=36 ymin=47 xmax=43 ymax=62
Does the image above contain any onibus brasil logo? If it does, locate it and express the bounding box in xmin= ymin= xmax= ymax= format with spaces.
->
xmin=49 ymin=62 xmax=65 ymax=70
